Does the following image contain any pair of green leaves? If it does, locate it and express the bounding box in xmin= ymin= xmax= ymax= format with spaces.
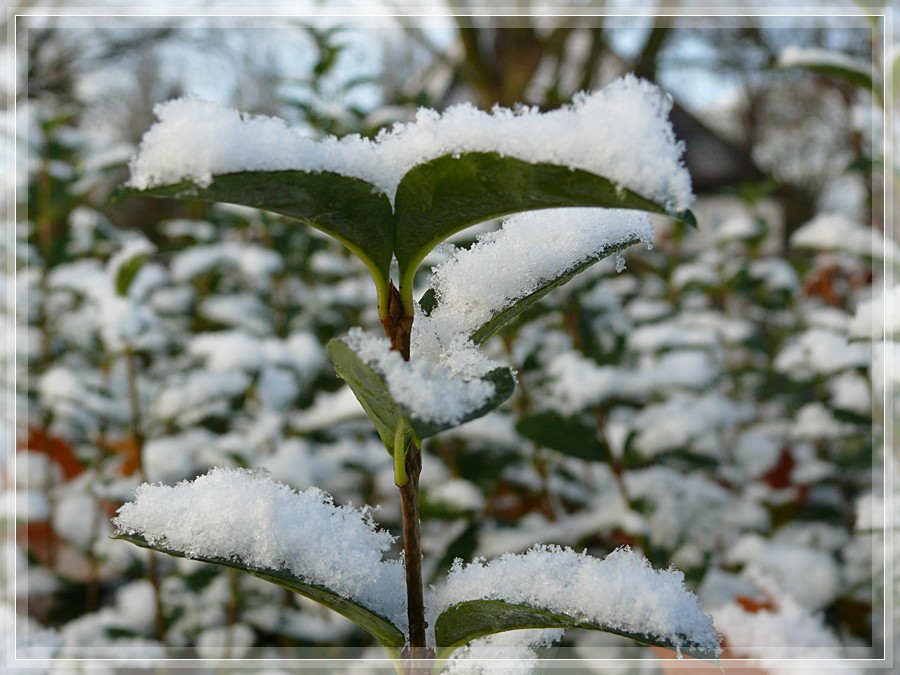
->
xmin=119 ymin=152 xmax=694 ymax=458
xmin=117 ymin=151 xmax=694 ymax=319
xmin=116 ymin=532 xmax=720 ymax=669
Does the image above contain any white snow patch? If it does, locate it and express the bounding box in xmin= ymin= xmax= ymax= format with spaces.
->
xmin=114 ymin=467 xmax=407 ymax=631
xmin=791 ymin=212 xmax=894 ymax=260
xmin=749 ymin=257 xmax=800 ymax=292
xmin=712 ymin=569 xmax=855 ymax=669
xmin=429 ymin=545 xmax=720 ymax=658
xmin=418 ymin=208 xmax=653 ymax=351
xmin=714 ymin=213 xmax=763 ymax=242
xmin=540 ymin=350 xmax=620 ymax=414
xmin=151 ymin=370 xmax=250 ymax=427
xmin=790 ymin=402 xmax=858 ymax=441
xmin=775 ymin=328 xmax=870 ymax=380
xmin=189 ymin=330 xmax=265 ymax=372
xmin=290 ymin=387 xmax=366 ymax=432
xmin=443 ymin=629 xmax=565 ymax=673
xmin=724 ymin=536 xmax=840 ymax=612
xmin=143 ymin=428 xmax=217 ymax=485
xmin=343 ymin=328 xmax=499 ymax=426
xmin=128 ymin=76 xmax=693 ymax=211
xmin=850 ymin=284 xmax=900 ymax=339
xmin=170 ymin=241 xmax=283 ymax=291
xmin=196 ymin=623 xmax=256 ymax=659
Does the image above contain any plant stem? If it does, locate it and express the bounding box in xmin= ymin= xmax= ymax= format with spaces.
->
xmin=398 ymin=440 xmax=429 ymax=669
xmin=383 ymin=281 xmax=431 ymax=671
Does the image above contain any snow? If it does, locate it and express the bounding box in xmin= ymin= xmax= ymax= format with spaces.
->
xmin=628 ymin=316 xmax=720 ymax=352
xmin=189 ymin=330 xmax=265 ymax=372
xmin=45 ymin=242 xmax=163 ymax=354
xmin=196 ymin=623 xmax=256 ymax=659
xmin=416 ymin=208 xmax=653 ymax=352
xmin=265 ymin=332 xmax=327 ymax=382
xmin=53 ymin=490 xmax=105 ymax=551
xmin=670 ymin=261 xmax=719 ymax=289
xmin=113 ymin=467 xmax=407 ymax=631
xmin=626 ymin=467 xmax=741 ymax=554
xmin=442 ymin=629 xmax=564 ymax=673
xmin=540 ymin=350 xmax=620 ymax=414
xmin=95 ymin=292 xmax=158 ymax=353
xmin=429 ymin=545 xmax=720 ymax=658
xmin=775 ymin=327 xmax=870 ymax=380
xmin=342 ymin=327 xmax=500 ymax=426
xmin=854 ymin=492 xmax=883 ymax=531
xmin=114 ymin=580 xmax=157 ymax=634
xmin=257 ymin=367 xmax=299 ymax=410
xmin=289 ymin=387 xmax=366 ymax=432
xmin=128 ymin=75 xmax=693 ymax=211
xmin=748 ymin=257 xmax=800 ymax=292
xmin=1 ymin=603 xmax=62 ymax=665
xmin=150 ymin=370 xmax=250 ymax=427
xmin=56 ymin=607 xmax=167 ymax=660
xmin=724 ymin=536 xmax=840 ymax=612
xmin=790 ymin=402 xmax=857 ymax=441
xmin=790 ymin=212 xmax=891 ymax=260
xmin=712 ymin=570 xmax=855 ymax=670
xmin=850 ymin=284 xmax=900 ymax=339
xmin=170 ymin=241 xmax=283 ymax=291
xmin=198 ymin=293 xmax=272 ymax=335
xmin=629 ymin=392 xmax=753 ymax=459
xmin=142 ymin=428 xmax=217 ymax=485
xmin=161 ymin=218 xmax=217 ymax=242
xmin=733 ymin=427 xmax=784 ymax=479
xmin=38 ymin=366 xmax=118 ymax=432
xmin=714 ymin=213 xmax=763 ymax=242
xmin=425 ymin=478 xmax=485 ymax=512
xmin=827 ymin=370 xmax=871 ymax=414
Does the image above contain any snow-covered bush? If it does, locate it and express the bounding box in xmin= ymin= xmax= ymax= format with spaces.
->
xmin=10 ymin=33 xmax=887 ymax=675
xmin=109 ymin=76 xmax=726 ymax=673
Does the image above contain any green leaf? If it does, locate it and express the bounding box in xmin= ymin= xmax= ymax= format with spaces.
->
xmin=434 ymin=599 xmax=719 ymax=662
xmin=327 ymin=338 xmax=404 ymax=452
xmin=326 ymin=337 xmax=516 ymax=451
xmin=115 ymin=170 xmax=394 ymax=310
xmin=516 ymin=411 xmax=607 ymax=463
xmin=114 ymin=532 xmax=405 ymax=655
xmin=394 ymin=152 xmax=695 ymax=310
xmin=778 ymin=59 xmax=877 ymax=96
xmin=114 ymin=252 xmax=151 ymax=296
xmin=420 ymin=235 xmax=646 ymax=346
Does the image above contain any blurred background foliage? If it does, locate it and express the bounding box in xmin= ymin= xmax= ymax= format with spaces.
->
xmin=4 ymin=2 xmax=896 ymax=671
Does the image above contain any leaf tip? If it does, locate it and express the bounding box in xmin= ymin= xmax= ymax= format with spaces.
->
xmin=675 ymin=208 xmax=698 ymax=229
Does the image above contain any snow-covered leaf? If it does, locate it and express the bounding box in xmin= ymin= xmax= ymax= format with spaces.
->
xmin=394 ymin=153 xmax=694 ymax=307
xmin=431 ymin=546 xmax=721 ymax=662
xmin=112 ymin=468 xmax=406 ymax=653
xmin=327 ymin=333 xmax=515 ymax=452
xmin=417 ymin=208 xmax=655 ymax=346
xmin=116 ymin=170 xmax=395 ymax=305
xmin=116 ymin=532 xmax=405 ymax=653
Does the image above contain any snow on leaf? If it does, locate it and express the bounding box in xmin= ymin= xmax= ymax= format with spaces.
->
xmin=113 ymin=467 xmax=407 ymax=636
xmin=416 ymin=208 xmax=653 ymax=351
xmin=429 ymin=545 xmax=721 ymax=659
xmin=127 ymin=76 xmax=693 ymax=212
